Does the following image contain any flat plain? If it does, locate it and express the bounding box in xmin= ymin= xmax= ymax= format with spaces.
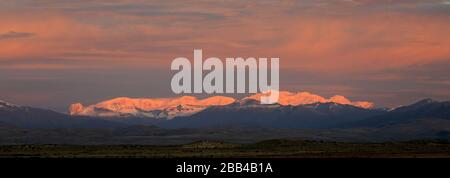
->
xmin=1 ymin=140 xmax=450 ymax=158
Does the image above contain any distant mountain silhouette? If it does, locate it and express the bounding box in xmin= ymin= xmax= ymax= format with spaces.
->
xmin=341 ymin=99 xmax=450 ymax=128
xmin=1 ymin=98 xmax=450 ymax=143
xmin=0 ymin=100 xmax=125 ymax=129
xmin=162 ymin=100 xmax=385 ymax=128
xmin=3 ymin=97 xmax=450 ymax=130
xmin=67 ymin=91 xmax=374 ymax=119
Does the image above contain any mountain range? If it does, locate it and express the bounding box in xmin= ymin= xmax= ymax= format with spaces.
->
xmin=68 ymin=91 xmax=374 ymax=119
xmin=0 ymin=100 xmax=123 ymax=129
xmin=1 ymin=92 xmax=450 ymax=143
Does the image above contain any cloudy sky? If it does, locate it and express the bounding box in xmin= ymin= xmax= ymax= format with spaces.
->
xmin=0 ymin=0 xmax=449 ymax=112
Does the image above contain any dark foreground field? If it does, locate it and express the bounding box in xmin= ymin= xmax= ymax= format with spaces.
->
xmin=1 ymin=140 xmax=450 ymax=158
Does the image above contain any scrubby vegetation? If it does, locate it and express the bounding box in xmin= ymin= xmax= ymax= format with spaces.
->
xmin=1 ymin=139 xmax=450 ymax=158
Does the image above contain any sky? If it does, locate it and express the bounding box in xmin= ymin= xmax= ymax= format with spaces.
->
xmin=0 ymin=0 xmax=449 ymax=112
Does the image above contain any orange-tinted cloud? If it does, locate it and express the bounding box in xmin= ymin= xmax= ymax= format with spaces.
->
xmin=0 ymin=0 xmax=449 ymax=110
xmin=276 ymin=13 xmax=450 ymax=72
xmin=2 ymin=0 xmax=448 ymax=72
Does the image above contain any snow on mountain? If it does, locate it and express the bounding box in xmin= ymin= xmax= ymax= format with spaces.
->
xmin=0 ymin=100 xmax=19 ymax=110
xmin=246 ymin=91 xmax=374 ymax=109
xmin=68 ymin=91 xmax=374 ymax=119
xmin=69 ymin=96 xmax=236 ymax=119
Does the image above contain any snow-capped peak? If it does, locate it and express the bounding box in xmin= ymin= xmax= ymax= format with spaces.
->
xmin=0 ymin=100 xmax=21 ymax=112
xmin=69 ymin=96 xmax=236 ymax=119
xmin=68 ymin=91 xmax=374 ymax=119
xmin=246 ymin=91 xmax=374 ymax=108
xmin=0 ymin=100 xmax=18 ymax=108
